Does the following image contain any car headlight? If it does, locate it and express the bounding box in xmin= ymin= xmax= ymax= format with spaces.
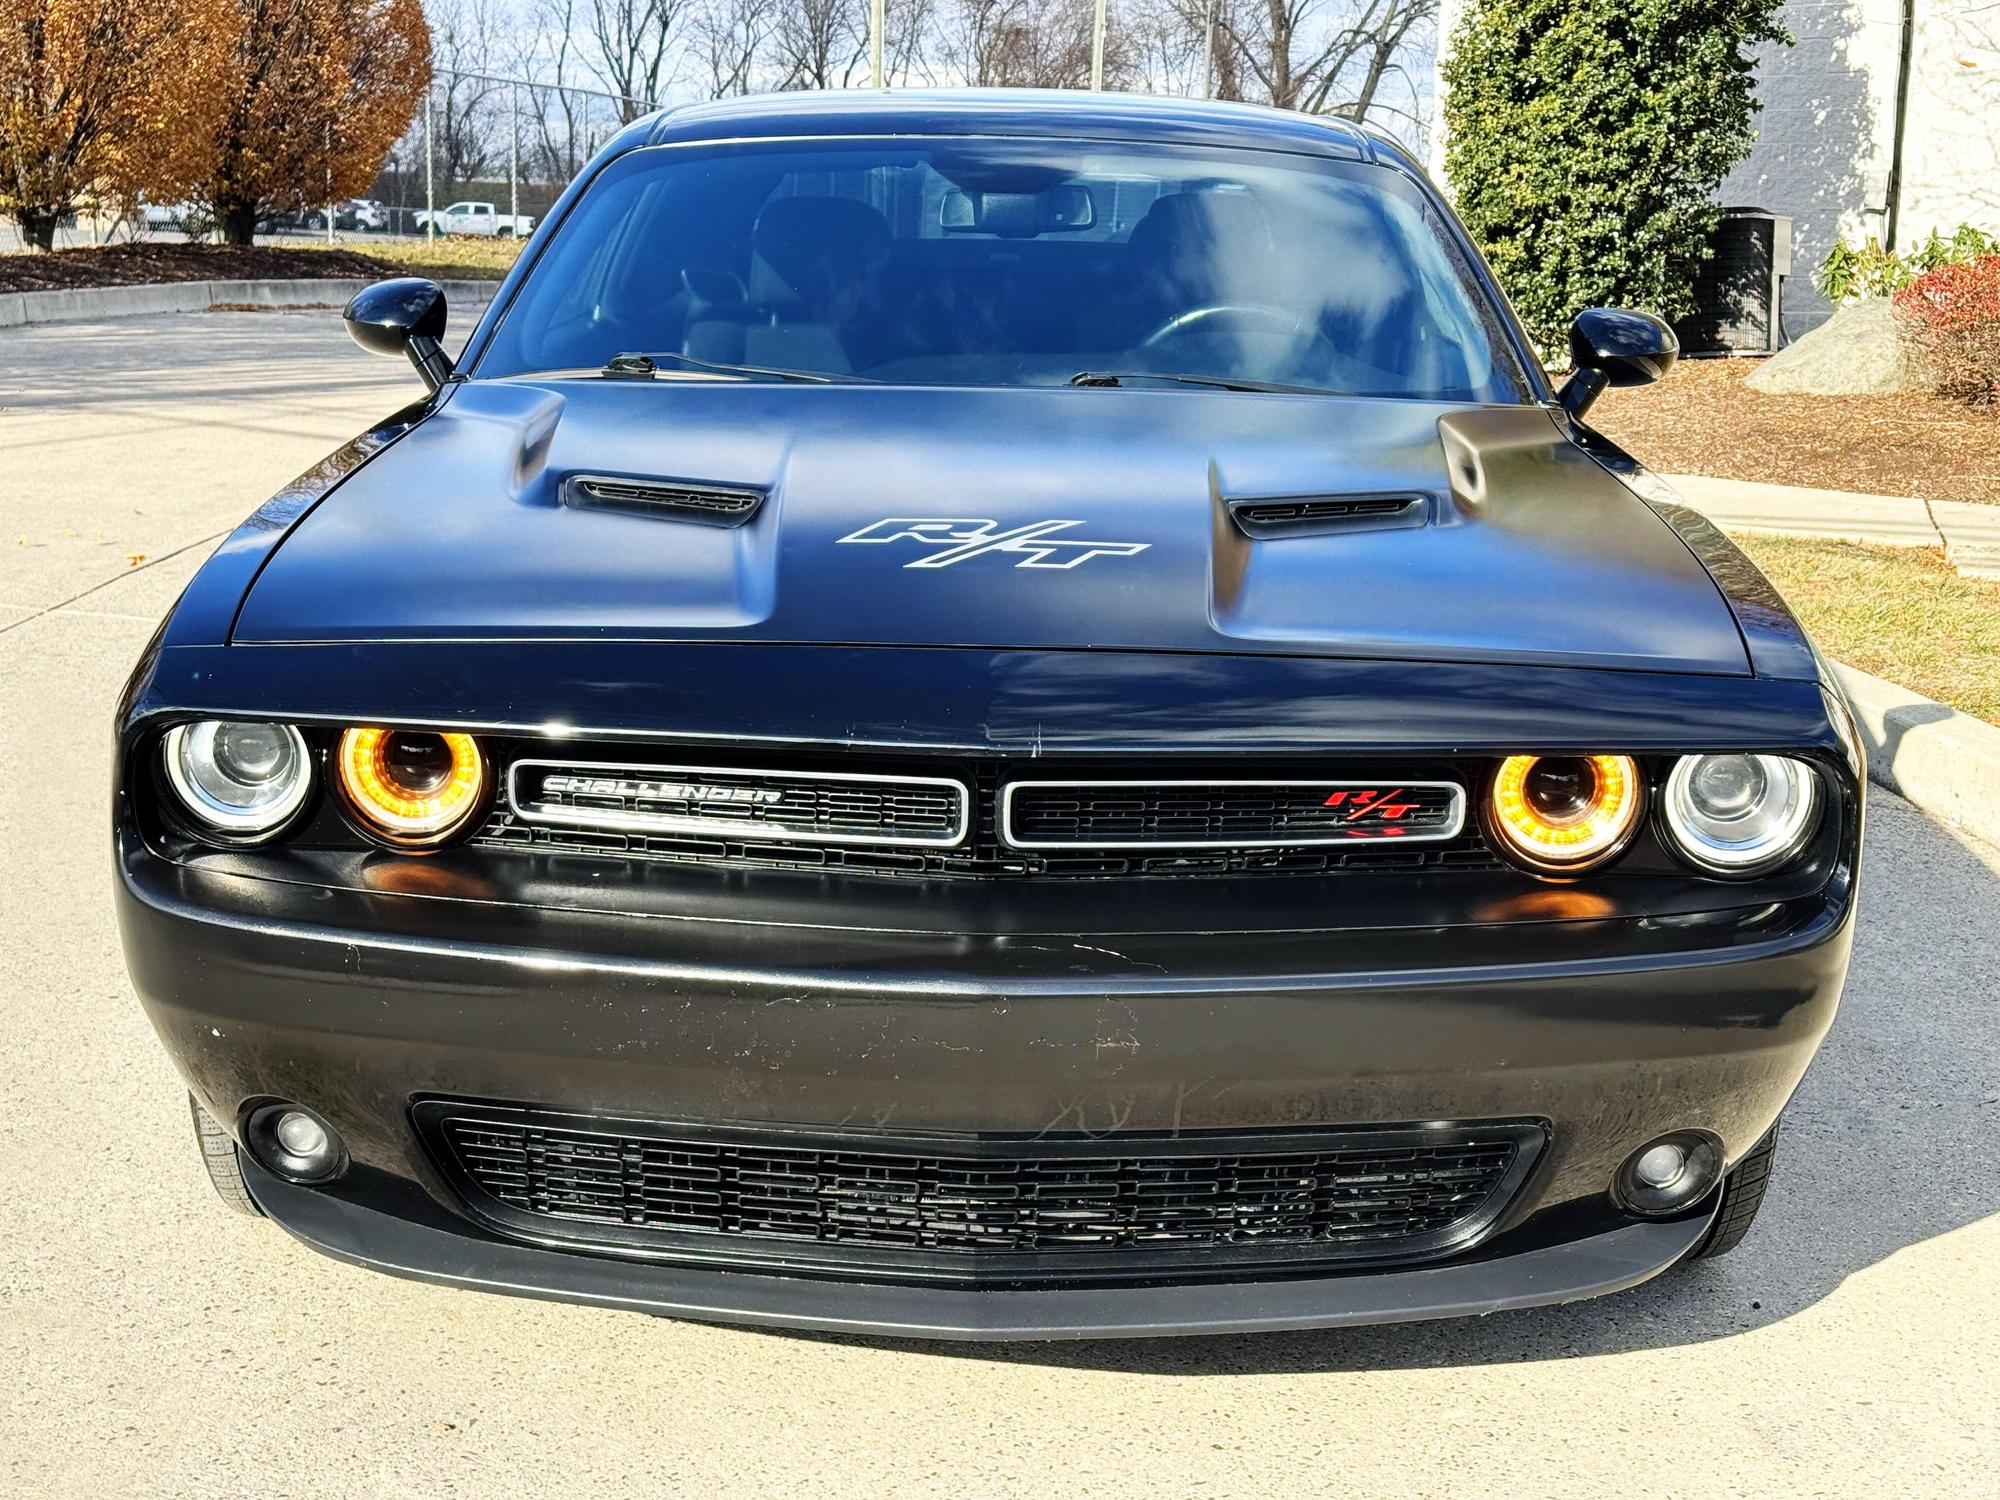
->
xmin=1487 ymin=753 xmax=1642 ymax=874
xmin=336 ymin=726 xmax=486 ymax=846
xmin=1662 ymin=753 xmax=1821 ymax=875
xmin=161 ymin=721 xmax=313 ymax=837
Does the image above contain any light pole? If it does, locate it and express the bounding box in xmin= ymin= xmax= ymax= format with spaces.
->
xmin=870 ymin=0 xmax=885 ymax=86
xmin=1201 ymin=0 xmax=1216 ymax=98
xmin=1090 ymin=0 xmax=1108 ymax=89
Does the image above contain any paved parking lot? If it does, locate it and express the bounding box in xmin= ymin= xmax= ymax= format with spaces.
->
xmin=3 ymin=311 xmax=1997 ymax=1498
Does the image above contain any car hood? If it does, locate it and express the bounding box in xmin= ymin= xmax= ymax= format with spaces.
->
xmin=231 ymin=379 xmax=1748 ymax=676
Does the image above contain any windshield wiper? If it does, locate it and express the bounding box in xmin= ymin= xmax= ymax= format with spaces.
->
xmin=603 ymin=351 xmax=875 ymax=384
xmin=1067 ymin=370 xmax=1335 ymax=396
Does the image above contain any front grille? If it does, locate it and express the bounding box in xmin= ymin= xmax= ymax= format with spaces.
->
xmin=475 ymin=756 xmax=1506 ymax=880
xmin=1002 ymin=779 xmax=1464 ymax=849
xmin=507 ymin=760 xmax=968 ymax=848
xmin=424 ymin=1103 xmax=1541 ymax=1282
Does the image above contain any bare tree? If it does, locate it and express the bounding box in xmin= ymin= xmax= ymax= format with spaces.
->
xmin=1212 ymin=0 xmax=1434 ymax=117
xmin=772 ymin=0 xmax=865 ymax=88
xmin=586 ymin=0 xmax=693 ymax=118
xmin=938 ymin=0 xmax=1134 ymax=88
xmin=515 ymin=0 xmax=595 ymax=181
xmin=691 ymin=0 xmax=774 ymax=96
xmin=1126 ymin=0 xmax=1205 ymax=95
xmin=429 ymin=0 xmax=508 ymax=182
xmin=880 ymin=0 xmax=934 ymax=83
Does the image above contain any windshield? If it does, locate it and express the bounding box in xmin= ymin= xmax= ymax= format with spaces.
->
xmin=476 ymin=137 xmax=1527 ymax=402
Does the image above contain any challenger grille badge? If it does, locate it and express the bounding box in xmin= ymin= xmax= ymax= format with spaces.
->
xmin=540 ymin=775 xmax=785 ymax=806
xmin=837 ymin=518 xmax=1151 ymax=569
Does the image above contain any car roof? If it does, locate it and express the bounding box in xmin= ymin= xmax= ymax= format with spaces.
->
xmin=623 ymin=88 xmax=1413 ymax=171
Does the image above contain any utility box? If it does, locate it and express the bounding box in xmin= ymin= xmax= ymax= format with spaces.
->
xmin=1674 ymin=208 xmax=1793 ymax=355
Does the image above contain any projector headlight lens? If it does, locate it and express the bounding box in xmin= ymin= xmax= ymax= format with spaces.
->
xmin=1663 ymin=753 xmax=1821 ymax=875
xmin=337 ymin=726 xmax=485 ymax=845
xmin=162 ymin=720 xmax=312 ymax=837
xmin=1487 ymin=754 xmax=1642 ymax=873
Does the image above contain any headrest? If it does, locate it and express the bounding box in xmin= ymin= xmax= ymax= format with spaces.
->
xmin=749 ymin=196 xmax=893 ymax=310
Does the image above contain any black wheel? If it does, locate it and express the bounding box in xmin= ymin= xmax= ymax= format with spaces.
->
xmin=1688 ymin=1122 xmax=1779 ymax=1260
xmin=188 ymin=1094 xmax=265 ymax=1218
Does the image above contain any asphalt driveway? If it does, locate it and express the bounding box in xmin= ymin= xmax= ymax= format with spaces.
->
xmin=2 ymin=312 xmax=1996 ymax=1498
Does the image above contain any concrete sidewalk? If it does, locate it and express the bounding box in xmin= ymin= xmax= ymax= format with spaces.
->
xmin=1663 ymin=472 xmax=2000 ymax=580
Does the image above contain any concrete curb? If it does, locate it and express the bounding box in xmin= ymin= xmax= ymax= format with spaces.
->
xmin=0 ymin=277 xmax=499 ymax=328
xmin=1833 ymin=662 xmax=2000 ymax=850
xmin=1661 ymin=472 xmax=2000 ymax=582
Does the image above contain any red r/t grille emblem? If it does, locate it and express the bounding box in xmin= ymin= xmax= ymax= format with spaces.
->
xmin=1323 ymin=787 xmax=1419 ymax=821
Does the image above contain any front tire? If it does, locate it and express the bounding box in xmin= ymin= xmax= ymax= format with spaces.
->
xmin=1687 ymin=1122 xmax=1780 ymax=1260
xmin=188 ymin=1094 xmax=264 ymax=1218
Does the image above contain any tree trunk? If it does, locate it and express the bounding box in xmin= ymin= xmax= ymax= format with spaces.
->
xmin=217 ymin=202 xmax=261 ymax=245
xmin=15 ymin=208 xmax=62 ymax=252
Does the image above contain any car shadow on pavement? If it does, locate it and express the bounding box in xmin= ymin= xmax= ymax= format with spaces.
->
xmin=787 ymin=794 xmax=2000 ymax=1374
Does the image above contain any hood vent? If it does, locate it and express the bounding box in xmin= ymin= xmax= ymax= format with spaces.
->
xmin=1227 ymin=492 xmax=1430 ymax=539
xmin=563 ymin=474 xmax=765 ymax=527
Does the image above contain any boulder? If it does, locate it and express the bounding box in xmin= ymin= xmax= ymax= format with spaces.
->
xmin=1745 ymin=296 xmax=1923 ymax=395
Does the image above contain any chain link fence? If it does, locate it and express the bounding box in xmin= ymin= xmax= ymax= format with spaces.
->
xmin=359 ymin=71 xmax=655 ymax=241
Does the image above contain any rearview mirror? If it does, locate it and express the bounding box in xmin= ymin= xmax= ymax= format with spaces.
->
xmin=940 ymin=184 xmax=1096 ymax=238
xmin=343 ymin=278 xmax=455 ymax=391
xmin=1556 ymin=308 xmax=1679 ymax=419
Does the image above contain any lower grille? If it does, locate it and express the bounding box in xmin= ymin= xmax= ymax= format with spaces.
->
xmin=423 ymin=1103 xmax=1541 ymax=1283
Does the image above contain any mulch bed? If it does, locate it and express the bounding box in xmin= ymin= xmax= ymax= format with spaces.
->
xmin=1591 ymin=357 xmax=2000 ymax=503
xmin=0 ymin=242 xmax=398 ymax=293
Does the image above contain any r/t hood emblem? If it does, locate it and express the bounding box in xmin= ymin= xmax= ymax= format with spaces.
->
xmin=837 ymin=518 xmax=1151 ymax=569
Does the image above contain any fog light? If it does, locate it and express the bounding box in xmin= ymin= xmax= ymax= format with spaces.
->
xmin=244 ymin=1103 xmax=347 ymax=1184
xmin=1615 ymin=1132 xmax=1721 ymax=1216
xmin=274 ymin=1111 xmax=329 ymax=1159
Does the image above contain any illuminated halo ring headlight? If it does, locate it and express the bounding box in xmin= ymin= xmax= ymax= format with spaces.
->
xmin=336 ymin=727 xmax=486 ymax=846
xmin=1662 ymin=753 xmax=1821 ymax=876
xmin=1487 ymin=754 xmax=1643 ymax=874
xmin=161 ymin=721 xmax=312 ymax=838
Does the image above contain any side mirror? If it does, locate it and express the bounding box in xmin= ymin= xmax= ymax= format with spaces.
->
xmin=1556 ymin=308 xmax=1679 ymax=419
xmin=343 ymin=278 xmax=455 ymax=392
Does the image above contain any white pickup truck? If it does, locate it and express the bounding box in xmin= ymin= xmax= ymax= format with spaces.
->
xmin=413 ymin=201 xmax=535 ymax=237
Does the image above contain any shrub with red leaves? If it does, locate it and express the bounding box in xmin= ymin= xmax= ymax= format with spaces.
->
xmin=1894 ymin=255 xmax=2000 ymax=405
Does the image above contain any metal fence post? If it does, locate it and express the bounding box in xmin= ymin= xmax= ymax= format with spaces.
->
xmin=424 ymin=79 xmax=436 ymax=242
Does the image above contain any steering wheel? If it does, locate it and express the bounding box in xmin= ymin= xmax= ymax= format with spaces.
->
xmin=681 ymin=265 xmax=750 ymax=305
xmin=1139 ymin=303 xmax=1306 ymax=349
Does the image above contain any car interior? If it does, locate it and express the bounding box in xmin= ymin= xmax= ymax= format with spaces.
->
xmin=480 ymin=143 xmax=1518 ymax=402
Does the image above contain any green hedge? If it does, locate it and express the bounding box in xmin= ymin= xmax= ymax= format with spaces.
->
xmin=1441 ymin=0 xmax=1788 ymax=356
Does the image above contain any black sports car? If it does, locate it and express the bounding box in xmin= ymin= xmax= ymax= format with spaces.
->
xmin=116 ymin=90 xmax=1860 ymax=1340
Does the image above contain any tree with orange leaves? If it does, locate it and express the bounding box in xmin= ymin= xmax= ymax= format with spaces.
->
xmin=0 ymin=0 xmax=235 ymax=250
xmin=197 ymin=0 xmax=430 ymax=245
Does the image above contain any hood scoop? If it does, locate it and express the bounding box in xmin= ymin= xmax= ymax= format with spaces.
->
xmin=564 ymin=473 xmax=766 ymax=527
xmin=1226 ymin=491 xmax=1431 ymax=539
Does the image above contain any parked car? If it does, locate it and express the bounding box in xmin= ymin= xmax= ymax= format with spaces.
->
xmin=297 ymin=200 xmax=389 ymax=233
xmin=116 ymin=91 xmax=1861 ymax=1341
xmin=412 ymin=199 xmax=534 ymax=237
xmin=137 ymin=199 xmax=198 ymax=232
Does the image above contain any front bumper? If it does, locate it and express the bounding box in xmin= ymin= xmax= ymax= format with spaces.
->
xmin=244 ymin=1156 xmax=1717 ymax=1339
xmin=119 ymin=840 xmax=1851 ymax=1338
